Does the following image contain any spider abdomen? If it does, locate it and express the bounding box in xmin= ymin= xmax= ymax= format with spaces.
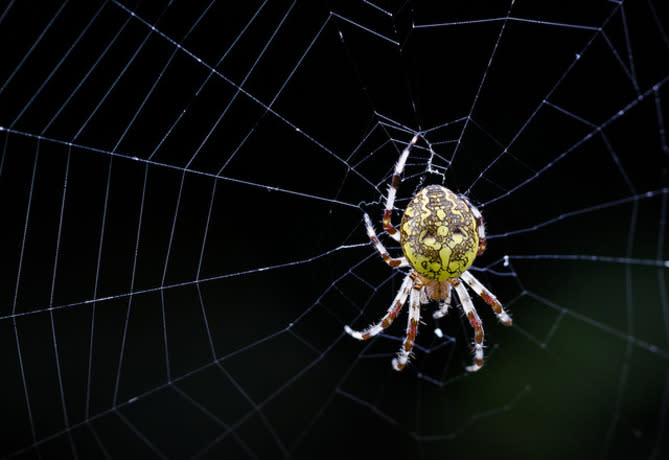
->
xmin=399 ymin=185 xmax=479 ymax=281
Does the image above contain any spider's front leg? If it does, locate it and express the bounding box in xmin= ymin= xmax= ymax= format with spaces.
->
xmin=383 ymin=135 xmax=419 ymax=242
xmin=344 ymin=274 xmax=413 ymax=340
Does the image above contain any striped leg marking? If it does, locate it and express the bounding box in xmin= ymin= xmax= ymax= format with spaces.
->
xmin=383 ymin=135 xmax=419 ymax=241
xmin=454 ymin=281 xmax=485 ymax=372
xmin=466 ymin=201 xmax=487 ymax=255
xmin=345 ymin=274 xmax=413 ymax=340
xmin=363 ymin=213 xmax=408 ymax=268
xmin=461 ymin=271 xmax=512 ymax=326
xmin=392 ymin=287 xmax=421 ymax=371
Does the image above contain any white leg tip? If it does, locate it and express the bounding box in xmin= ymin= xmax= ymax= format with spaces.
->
xmin=500 ymin=313 xmax=513 ymax=326
xmin=466 ymin=363 xmax=483 ymax=372
xmin=466 ymin=346 xmax=484 ymax=372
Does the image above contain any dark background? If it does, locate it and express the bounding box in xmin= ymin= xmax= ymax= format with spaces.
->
xmin=1 ymin=1 xmax=668 ymax=459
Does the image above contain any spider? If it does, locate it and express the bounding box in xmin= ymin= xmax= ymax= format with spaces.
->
xmin=345 ymin=134 xmax=512 ymax=372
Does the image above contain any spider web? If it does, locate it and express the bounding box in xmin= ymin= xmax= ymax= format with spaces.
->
xmin=1 ymin=1 xmax=668 ymax=459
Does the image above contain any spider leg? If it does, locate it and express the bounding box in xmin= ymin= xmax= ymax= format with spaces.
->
xmin=461 ymin=271 xmax=512 ymax=326
xmin=344 ymin=273 xmax=413 ymax=340
xmin=432 ymin=283 xmax=452 ymax=319
xmin=453 ymin=280 xmax=486 ymax=372
xmin=383 ymin=135 xmax=419 ymax=240
xmin=363 ymin=213 xmax=409 ymax=268
xmin=465 ymin=200 xmax=486 ymax=255
xmin=419 ymin=286 xmax=430 ymax=305
xmin=392 ymin=287 xmax=421 ymax=371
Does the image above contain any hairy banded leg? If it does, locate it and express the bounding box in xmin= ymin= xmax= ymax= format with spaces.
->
xmin=344 ymin=274 xmax=413 ymax=340
xmin=392 ymin=287 xmax=421 ymax=371
xmin=461 ymin=271 xmax=512 ymax=326
xmin=453 ymin=280 xmax=485 ymax=372
xmin=465 ymin=200 xmax=486 ymax=255
xmin=432 ymin=284 xmax=452 ymax=319
xmin=363 ymin=213 xmax=409 ymax=268
xmin=383 ymin=134 xmax=419 ymax=241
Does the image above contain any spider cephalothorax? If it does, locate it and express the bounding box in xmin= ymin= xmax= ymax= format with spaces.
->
xmin=345 ymin=135 xmax=512 ymax=372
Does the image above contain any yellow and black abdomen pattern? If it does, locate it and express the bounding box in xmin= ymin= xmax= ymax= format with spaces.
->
xmin=399 ymin=185 xmax=479 ymax=281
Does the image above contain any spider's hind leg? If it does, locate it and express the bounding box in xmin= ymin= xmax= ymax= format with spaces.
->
xmin=392 ymin=287 xmax=421 ymax=371
xmin=363 ymin=213 xmax=409 ymax=268
xmin=464 ymin=199 xmax=487 ymax=255
xmin=453 ymin=280 xmax=486 ymax=372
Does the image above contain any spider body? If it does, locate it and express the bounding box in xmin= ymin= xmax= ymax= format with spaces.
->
xmin=345 ymin=135 xmax=512 ymax=372
xmin=400 ymin=185 xmax=479 ymax=281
